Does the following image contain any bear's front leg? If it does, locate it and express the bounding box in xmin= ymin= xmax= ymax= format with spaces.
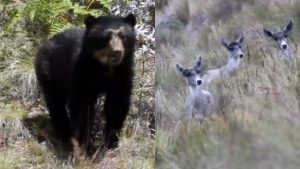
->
xmin=104 ymin=81 xmax=132 ymax=149
xmin=69 ymin=99 xmax=88 ymax=159
xmin=69 ymin=88 xmax=99 ymax=158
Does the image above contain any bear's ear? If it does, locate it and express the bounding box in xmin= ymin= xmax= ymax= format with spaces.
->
xmin=84 ymin=15 xmax=97 ymax=28
xmin=124 ymin=13 xmax=136 ymax=28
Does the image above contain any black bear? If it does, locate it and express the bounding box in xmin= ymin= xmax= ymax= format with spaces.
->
xmin=34 ymin=14 xmax=136 ymax=155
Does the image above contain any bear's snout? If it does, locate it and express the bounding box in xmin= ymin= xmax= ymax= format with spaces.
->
xmin=111 ymin=51 xmax=123 ymax=62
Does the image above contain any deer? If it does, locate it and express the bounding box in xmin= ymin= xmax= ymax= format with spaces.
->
xmin=263 ymin=19 xmax=293 ymax=61
xmin=202 ymin=35 xmax=245 ymax=87
xmin=176 ymin=56 xmax=215 ymax=120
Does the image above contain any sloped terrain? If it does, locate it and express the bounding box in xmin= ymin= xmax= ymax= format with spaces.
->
xmin=156 ymin=0 xmax=300 ymax=168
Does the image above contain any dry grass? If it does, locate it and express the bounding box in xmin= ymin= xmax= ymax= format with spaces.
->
xmin=0 ymin=49 xmax=155 ymax=168
xmin=0 ymin=55 xmax=155 ymax=169
xmin=0 ymin=1 xmax=155 ymax=168
xmin=156 ymin=0 xmax=300 ymax=168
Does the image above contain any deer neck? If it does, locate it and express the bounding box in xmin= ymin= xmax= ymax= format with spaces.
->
xmin=280 ymin=49 xmax=292 ymax=60
xmin=223 ymin=55 xmax=240 ymax=75
xmin=188 ymin=86 xmax=202 ymax=98
xmin=189 ymin=86 xmax=211 ymax=98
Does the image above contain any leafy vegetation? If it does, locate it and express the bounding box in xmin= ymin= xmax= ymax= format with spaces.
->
xmin=4 ymin=0 xmax=112 ymax=36
xmin=0 ymin=0 xmax=154 ymax=168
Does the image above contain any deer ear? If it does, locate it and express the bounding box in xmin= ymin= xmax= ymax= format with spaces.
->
xmin=194 ymin=56 xmax=202 ymax=69
xmin=176 ymin=64 xmax=184 ymax=73
xmin=236 ymin=35 xmax=244 ymax=44
xmin=285 ymin=19 xmax=293 ymax=33
xmin=221 ymin=38 xmax=229 ymax=48
xmin=263 ymin=28 xmax=273 ymax=37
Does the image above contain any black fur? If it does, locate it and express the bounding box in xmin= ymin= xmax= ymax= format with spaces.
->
xmin=35 ymin=14 xmax=136 ymax=151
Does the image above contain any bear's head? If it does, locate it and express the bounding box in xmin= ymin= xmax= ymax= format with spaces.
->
xmin=84 ymin=14 xmax=136 ymax=66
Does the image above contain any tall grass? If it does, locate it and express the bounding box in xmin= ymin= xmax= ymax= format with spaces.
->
xmin=0 ymin=0 xmax=155 ymax=168
xmin=156 ymin=0 xmax=300 ymax=168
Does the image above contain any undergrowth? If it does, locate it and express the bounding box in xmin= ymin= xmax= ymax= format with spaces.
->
xmin=0 ymin=0 xmax=155 ymax=168
xmin=156 ymin=0 xmax=300 ymax=169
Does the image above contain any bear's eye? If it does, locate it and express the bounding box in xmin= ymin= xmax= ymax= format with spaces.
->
xmin=88 ymin=33 xmax=111 ymax=49
xmin=102 ymin=31 xmax=112 ymax=40
xmin=118 ymin=32 xmax=127 ymax=41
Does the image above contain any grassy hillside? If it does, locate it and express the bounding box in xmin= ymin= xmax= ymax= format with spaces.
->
xmin=0 ymin=0 xmax=154 ymax=168
xmin=156 ymin=0 xmax=300 ymax=169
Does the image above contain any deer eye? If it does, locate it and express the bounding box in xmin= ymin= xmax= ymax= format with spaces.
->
xmin=228 ymin=47 xmax=235 ymax=51
xmin=284 ymin=34 xmax=288 ymax=38
xmin=195 ymin=69 xmax=200 ymax=74
xmin=183 ymin=71 xmax=192 ymax=77
xmin=273 ymin=36 xmax=278 ymax=41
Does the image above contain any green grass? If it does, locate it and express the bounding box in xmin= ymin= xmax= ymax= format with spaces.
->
xmin=156 ymin=0 xmax=300 ymax=168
